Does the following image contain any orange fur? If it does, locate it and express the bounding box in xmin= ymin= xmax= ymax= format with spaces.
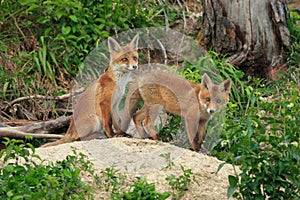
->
xmin=120 ymin=72 xmax=231 ymax=151
xmin=42 ymin=35 xmax=139 ymax=147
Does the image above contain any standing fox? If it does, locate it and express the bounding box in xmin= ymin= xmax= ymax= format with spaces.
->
xmin=42 ymin=35 xmax=139 ymax=147
xmin=120 ymin=72 xmax=231 ymax=151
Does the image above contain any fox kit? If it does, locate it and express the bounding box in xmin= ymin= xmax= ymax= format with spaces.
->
xmin=120 ymin=72 xmax=231 ymax=151
xmin=42 ymin=35 xmax=139 ymax=147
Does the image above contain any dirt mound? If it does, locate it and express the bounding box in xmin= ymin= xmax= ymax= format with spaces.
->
xmin=37 ymin=137 xmax=234 ymax=199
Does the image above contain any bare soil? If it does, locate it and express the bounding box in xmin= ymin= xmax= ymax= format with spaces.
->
xmin=36 ymin=137 xmax=235 ymax=199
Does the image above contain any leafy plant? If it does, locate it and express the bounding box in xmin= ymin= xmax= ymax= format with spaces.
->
xmin=0 ymin=137 xmax=99 ymax=199
xmin=166 ymin=165 xmax=198 ymax=199
xmin=112 ymin=177 xmax=171 ymax=200
xmin=215 ymin=70 xmax=300 ymax=199
xmin=0 ymin=0 xmax=178 ymax=105
xmin=160 ymin=152 xmax=175 ymax=169
xmin=287 ymin=9 xmax=300 ymax=68
xmin=102 ymin=166 xmax=127 ymax=195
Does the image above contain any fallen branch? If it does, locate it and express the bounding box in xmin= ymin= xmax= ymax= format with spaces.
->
xmin=0 ymin=116 xmax=71 ymax=139
xmin=0 ymin=128 xmax=63 ymax=139
xmin=17 ymin=116 xmax=71 ymax=134
xmin=9 ymin=87 xmax=85 ymax=106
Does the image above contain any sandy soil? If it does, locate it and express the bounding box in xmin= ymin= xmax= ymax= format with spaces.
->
xmin=36 ymin=137 xmax=235 ymax=199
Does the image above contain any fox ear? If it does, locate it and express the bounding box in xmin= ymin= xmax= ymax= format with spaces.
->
xmin=129 ymin=34 xmax=139 ymax=51
xmin=108 ymin=37 xmax=122 ymax=54
xmin=222 ymin=78 xmax=232 ymax=93
xmin=201 ymin=73 xmax=212 ymax=89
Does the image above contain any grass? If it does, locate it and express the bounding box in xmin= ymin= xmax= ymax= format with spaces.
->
xmin=0 ymin=0 xmax=180 ymax=120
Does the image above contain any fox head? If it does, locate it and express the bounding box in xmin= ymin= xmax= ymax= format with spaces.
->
xmin=108 ymin=35 xmax=139 ymax=73
xmin=198 ymin=73 xmax=232 ymax=115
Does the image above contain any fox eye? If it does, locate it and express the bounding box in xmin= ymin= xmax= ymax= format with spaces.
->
xmin=206 ymin=97 xmax=211 ymax=102
xmin=216 ymin=99 xmax=222 ymax=104
xmin=133 ymin=56 xmax=137 ymax=61
xmin=121 ymin=58 xmax=128 ymax=62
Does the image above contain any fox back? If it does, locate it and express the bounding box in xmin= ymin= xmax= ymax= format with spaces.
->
xmin=120 ymin=72 xmax=231 ymax=151
xmin=42 ymin=35 xmax=139 ymax=147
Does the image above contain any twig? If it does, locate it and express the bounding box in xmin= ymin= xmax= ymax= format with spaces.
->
xmin=157 ymin=0 xmax=170 ymax=31
xmin=9 ymin=87 xmax=85 ymax=106
xmin=176 ymin=0 xmax=187 ymax=32
xmin=150 ymin=33 xmax=168 ymax=65
xmin=0 ymin=128 xmax=63 ymax=139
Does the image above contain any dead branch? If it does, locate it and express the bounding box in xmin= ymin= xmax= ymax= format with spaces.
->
xmin=16 ymin=116 xmax=71 ymax=134
xmin=0 ymin=128 xmax=63 ymax=139
xmin=176 ymin=0 xmax=187 ymax=32
xmin=0 ymin=116 xmax=71 ymax=139
xmin=150 ymin=33 xmax=168 ymax=65
xmin=9 ymin=87 xmax=85 ymax=106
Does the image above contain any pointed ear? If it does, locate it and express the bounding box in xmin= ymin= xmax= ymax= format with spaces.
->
xmin=108 ymin=37 xmax=122 ymax=54
xmin=222 ymin=78 xmax=232 ymax=93
xmin=201 ymin=73 xmax=212 ymax=89
xmin=129 ymin=34 xmax=139 ymax=51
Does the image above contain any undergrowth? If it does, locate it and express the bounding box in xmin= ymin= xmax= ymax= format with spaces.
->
xmin=0 ymin=138 xmax=197 ymax=199
xmin=0 ymin=1 xmax=299 ymax=199
xmin=0 ymin=0 xmax=180 ymax=118
xmin=177 ymin=51 xmax=299 ymax=199
xmin=0 ymin=137 xmax=98 ymax=199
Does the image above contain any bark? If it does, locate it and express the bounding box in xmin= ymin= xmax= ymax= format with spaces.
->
xmin=0 ymin=116 xmax=70 ymax=139
xmin=202 ymin=0 xmax=291 ymax=78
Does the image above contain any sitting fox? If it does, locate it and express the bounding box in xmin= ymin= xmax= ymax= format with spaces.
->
xmin=42 ymin=35 xmax=139 ymax=147
xmin=119 ymin=72 xmax=231 ymax=151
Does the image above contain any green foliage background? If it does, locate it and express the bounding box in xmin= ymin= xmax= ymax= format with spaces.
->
xmin=0 ymin=0 xmax=170 ymax=101
xmin=0 ymin=0 xmax=299 ymax=199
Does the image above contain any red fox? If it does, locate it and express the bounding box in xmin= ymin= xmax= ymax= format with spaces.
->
xmin=42 ymin=35 xmax=139 ymax=147
xmin=119 ymin=72 xmax=231 ymax=151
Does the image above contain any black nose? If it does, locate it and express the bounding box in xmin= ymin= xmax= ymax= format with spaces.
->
xmin=209 ymin=110 xmax=215 ymax=114
xmin=132 ymin=65 xmax=138 ymax=69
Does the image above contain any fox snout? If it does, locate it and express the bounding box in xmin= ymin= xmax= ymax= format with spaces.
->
xmin=207 ymin=109 xmax=215 ymax=114
xmin=128 ymin=64 xmax=138 ymax=71
xmin=201 ymin=103 xmax=215 ymax=115
xmin=122 ymin=64 xmax=138 ymax=72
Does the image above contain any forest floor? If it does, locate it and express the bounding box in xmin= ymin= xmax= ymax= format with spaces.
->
xmin=37 ymin=137 xmax=235 ymax=199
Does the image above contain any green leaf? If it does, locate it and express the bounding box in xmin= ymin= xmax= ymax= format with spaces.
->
xmin=7 ymin=190 xmax=14 ymax=197
xmin=2 ymin=82 xmax=9 ymax=97
xmin=69 ymin=15 xmax=78 ymax=22
xmin=227 ymin=185 xmax=238 ymax=198
xmin=18 ymin=0 xmax=38 ymax=6
xmin=216 ymin=162 xmax=226 ymax=174
xmin=4 ymin=164 xmax=15 ymax=173
xmin=63 ymin=26 xmax=71 ymax=35
xmin=228 ymin=175 xmax=238 ymax=186
xmin=55 ymin=11 xmax=66 ymax=20
xmin=63 ymin=170 xmax=72 ymax=178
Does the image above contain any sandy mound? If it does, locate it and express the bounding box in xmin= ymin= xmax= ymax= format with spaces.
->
xmin=36 ymin=137 xmax=234 ymax=199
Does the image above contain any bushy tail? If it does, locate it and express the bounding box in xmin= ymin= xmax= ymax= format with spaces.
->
xmin=40 ymin=135 xmax=74 ymax=147
xmin=41 ymin=117 xmax=79 ymax=147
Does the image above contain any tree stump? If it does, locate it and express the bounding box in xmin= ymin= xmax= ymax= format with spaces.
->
xmin=202 ymin=0 xmax=291 ymax=78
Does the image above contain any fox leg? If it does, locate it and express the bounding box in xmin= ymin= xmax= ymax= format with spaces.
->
xmin=197 ymin=119 xmax=208 ymax=148
xmin=185 ymin=114 xmax=201 ymax=152
xmin=143 ymin=104 xmax=163 ymax=140
xmin=101 ymin=105 xmax=114 ymax=138
xmin=133 ymin=105 xmax=148 ymax=138
xmin=112 ymin=119 xmax=122 ymax=134
xmin=115 ymin=89 xmax=141 ymax=133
